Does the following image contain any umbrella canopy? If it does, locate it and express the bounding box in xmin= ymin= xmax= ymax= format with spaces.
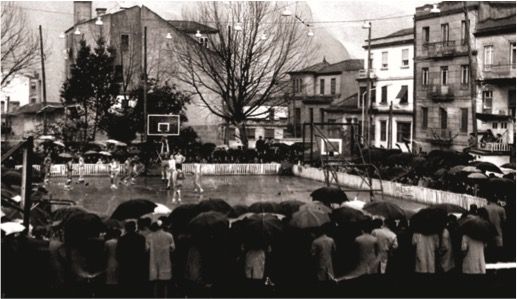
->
xmin=462 ymin=166 xmax=482 ymax=173
xmin=141 ymin=203 xmax=172 ymax=222
xmin=248 ymin=201 xmax=279 ymax=214
xmin=310 ymin=186 xmax=348 ymax=204
xmin=84 ymin=150 xmax=99 ymax=156
xmin=363 ymin=201 xmax=407 ymax=220
xmin=234 ymin=213 xmax=285 ymax=246
xmin=458 ymin=215 xmax=495 ymax=242
xmin=467 ymin=172 xmax=488 ymax=181
xmin=410 ymin=207 xmax=447 ymax=235
xmin=480 ymin=177 xmax=515 ymax=201
xmin=197 ymin=198 xmax=234 ymax=215
xmin=476 ymin=162 xmax=502 ymax=174
xmin=331 ymin=206 xmax=369 ymax=226
xmin=289 ymin=209 xmax=330 ymax=229
xmin=110 ymin=199 xmax=157 ymax=220
xmin=64 ymin=212 xmax=106 ymax=246
xmin=342 ymin=199 xmax=366 ymax=211
xmin=299 ymin=201 xmax=332 ymax=214
xmin=106 ymin=139 xmax=127 ymax=146
xmin=230 ymin=204 xmax=249 ymax=217
xmin=52 ymin=207 xmax=89 ymax=227
xmin=2 ymin=170 xmax=22 ymax=186
xmin=500 ymin=163 xmax=516 ymax=170
xmin=53 ymin=141 xmax=65 ymax=147
xmin=277 ymin=200 xmax=304 ymax=216
xmin=188 ymin=211 xmax=229 ymax=236
xmin=432 ymin=203 xmax=466 ymax=214
xmin=38 ymin=135 xmax=56 ymax=141
xmin=58 ymin=152 xmax=74 ymax=159
xmin=168 ymin=204 xmax=200 ymax=233
xmin=448 ymin=165 xmax=467 ymax=175
xmin=99 ymin=151 xmax=112 ymax=156
xmin=1 ymin=222 xmax=26 ymax=236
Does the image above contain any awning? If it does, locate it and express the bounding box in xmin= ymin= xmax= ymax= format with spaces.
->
xmin=476 ymin=113 xmax=513 ymax=122
xmin=396 ymin=86 xmax=408 ymax=99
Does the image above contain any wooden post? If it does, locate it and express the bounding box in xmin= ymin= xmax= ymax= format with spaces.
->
xmin=21 ymin=137 xmax=33 ymax=236
xmin=388 ymin=102 xmax=393 ymax=149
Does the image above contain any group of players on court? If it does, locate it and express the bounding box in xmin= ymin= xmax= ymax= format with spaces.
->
xmin=42 ymin=137 xmax=203 ymax=203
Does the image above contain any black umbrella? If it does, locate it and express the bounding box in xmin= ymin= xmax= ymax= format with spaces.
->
xmin=110 ymin=199 xmax=157 ymax=220
xmin=197 ymin=198 xmax=234 ymax=215
xmin=52 ymin=206 xmax=89 ymax=226
xmin=84 ymin=150 xmax=98 ymax=156
xmin=476 ymin=162 xmax=503 ymax=174
xmin=410 ymin=207 xmax=447 ymax=235
xmin=167 ymin=203 xmax=200 ymax=233
xmin=230 ymin=204 xmax=249 ymax=217
xmin=310 ymin=186 xmax=348 ymax=204
xmin=277 ymin=200 xmax=305 ymax=216
xmin=188 ymin=211 xmax=229 ymax=236
xmin=331 ymin=206 xmax=369 ymax=226
xmin=363 ymin=201 xmax=407 ymax=220
xmin=64 ymin=212 xmax=106 ymax=246
xmin=1 ymin=170 xmax=22 ymax=186
xmin=234 ymin=213 xmax=285 ymax=247
xmin=248 ymin=201 xmax=279 ymax=214
xmin=500 ymin=162 xmax=516 ymax=170
xmin=480 ymin=177 xmax=515 ymax=201
xmin=458 ymin=215 xmax=495 ymax=242
xmin=432 ymin=203 xmax=466 ymax=214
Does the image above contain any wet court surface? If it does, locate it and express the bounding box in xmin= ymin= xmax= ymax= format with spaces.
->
xmin=46 ymin=175 xmax=427 ymax=216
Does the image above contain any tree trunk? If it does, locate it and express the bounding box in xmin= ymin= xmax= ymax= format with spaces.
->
xmin=238 ymin=122 xmax=249 ymax=149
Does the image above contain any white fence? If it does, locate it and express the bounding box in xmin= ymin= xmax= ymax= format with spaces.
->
xmin=292 ymin=165 xmax=487 ymax=209
xmin=25 ymin=163 xmax=280 ymax=176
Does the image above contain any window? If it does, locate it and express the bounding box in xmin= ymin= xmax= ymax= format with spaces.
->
xmin=461 ymin=65 xmax=469 ymax=85
xmin=328 ymin=119 xmax=336 ymax=123
xmin=422 ymin=107 xmax=428 ymax=129
xmin=330 ymin=78 xmax=336 ymax=95
xmin=401 ymin=49 xmax=409 ymax=67
xmin=298 ymin=79 xmax=303 ymax=93
xmin=120 ymin=34 xmax=129 ymax=51
xmin=30 ymin=98 xmax=37 ymax=104
xmin=440 ymin=108 xmax=447 ymax=129
xmin=398 ymin=85 xmax=408 ymax=104
xmin=294 ymin=108 xmax=301 ymax=124
xmin=269 ymin=108 xmax=275 ymax=120
xmin=492 ymin=122 xmax=498 ymax=129
xmin=509 ymin=90 xmax=516 ymax=117
xmin=246 ymin=127 xmax=256 ymax=140
xmin=115 ymin=65 xmax=123 ymax=82
xmin=511 ymin=42 xmax=516 ymax=66
xmin=461 ymin=20 xmax=467 ymax=44
xmin=309 ymin=108 xmax=314 ymax=123
xmin=441 ymin=23 xmax=449 ymax=43
xmin=422 ymin=27 xmax=430 ymax=43
xmin=320 ymin=79 xmax=325 ymax=94
xmin=198 ymin=37 xmax=208 ymax=48
xmin=381 ymin=86 xmax=388 ymax=104
xmin=320 ymin=108 xmax=324 ymax=123
xmin=359 ymin=86 xmax=366 ymax=107
xmin=371 ymin=85 xmax=376 ymax=103
xmin=264 ymin=128 xmax=275 ymax=139
xmin=501 ymin=122 xmax=507 ymax=129
xmin=460 ymin=108 xmax=468 ymax=133
xmin=483 ymin=90 xmax=493 ymax=113
xmin=30 ymin=82 xmax=37 ymax=90
xmin=440 ymin=66 xmax=448 ymax=85
xmin=484 ymin=45 xmax=493 ymax=66
xmin=380 ymin=120 xmax=387 ymax=141
xmin=396 ymin=122 xmax=411 ymax=143
xmin=381 ymin=52 xmax=388 ymax=69
xmin=422 ymin=67 xmax=429 ymax=86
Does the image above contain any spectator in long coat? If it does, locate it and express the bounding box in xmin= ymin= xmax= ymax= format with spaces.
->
xmin=461 ymin=235 xmax=486 ymax=274
xmin=346 ymin=221 xmax=380 ymax=279
xmin=310 ymin=228 xmax=336 ymax=281
xmin=483 ymin=200 xmax=506 ymax=261
xmin=412 ymin=233 xmax=439 ymax=273
xmin=371 ymin=219 xmax=398 ymax=274
xmin=146 ymin=222 xmax=175 ymax=298
xmin=116 ymin=221 xmax=147 ymax=297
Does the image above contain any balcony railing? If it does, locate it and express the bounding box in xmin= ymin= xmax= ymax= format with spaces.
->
xmin=428 ymin=85 xmax=455 ymax=102
xmin=477 ymin=142 xmax=511 ymax=152
xmin=426 ymin=128 xmax=455 ymax=146
xmin=356 ymin=69 xmax=377 ymax=80
xmin=422 ymin=40 xmax=468 ymax=58
xmin=482 ymin=64 xmax=516 ymax=80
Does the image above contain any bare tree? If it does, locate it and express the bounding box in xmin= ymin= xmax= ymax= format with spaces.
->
xmin=1 ymin=2 xmax=40 ymax=88
xmin=174 ymin=2 xmax=316 ymax=148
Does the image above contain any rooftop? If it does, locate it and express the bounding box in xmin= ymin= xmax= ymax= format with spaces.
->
xmin=167 ymin=20 xmax=218 ymax=34
xmin=475 ymin=14 xmax=516 ymax=35
xmin=290 ymin=58 xmax=364 ymax=75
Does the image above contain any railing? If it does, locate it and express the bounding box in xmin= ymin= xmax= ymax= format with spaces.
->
xmin=477 ymin=142 xmax=511 ymax=152
xmin=422 ymin=40 xmax=468 ymax=58
xmin=427 ymin=84 xmax=465 ymax=102
xmin=482 ymin=64 xmax=516 ymax=80
xmin=23 ymin=163 xmax=281 ymax=176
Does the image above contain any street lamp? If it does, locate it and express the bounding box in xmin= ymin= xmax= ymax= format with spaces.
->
xmin=430 ymin=4 xmax=441 ymax=13
xmin=74 ymin=28 xmax=81 ymax=35
xmin=281 ymin=7 xmax=292 ymax=17
xmin=95 ymin=16 xmax=103 ymax=26
xmin=195 ymin=30 xmax=202 ymax=38
xmin=166 ymin=32 xmax=172 ymax=39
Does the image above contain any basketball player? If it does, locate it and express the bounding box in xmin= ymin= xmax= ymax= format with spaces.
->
xmin=193 ymin=162 xmax=204 ymax=193
xmin=159 ymin=137 xmax=170 ymax=184
xmin=77 ymin=155 xmax=85 ymax=183
xmin=64 ymin=158 xmax=74 ymax=190
xmin=166 ymin=154 xmax=176 ymax=191
xmin=109 ymin=158 xmax=120 ymax=190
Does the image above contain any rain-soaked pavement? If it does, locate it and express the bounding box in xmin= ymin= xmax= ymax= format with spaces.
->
xmin=46 ymin=175 xmax=427 ymax=216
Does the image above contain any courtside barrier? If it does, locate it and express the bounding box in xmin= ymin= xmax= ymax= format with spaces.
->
xmin=292 ymin=165 xmax=487 ymax=209
xmin=23 ymin=163 xmax=280 ymax=176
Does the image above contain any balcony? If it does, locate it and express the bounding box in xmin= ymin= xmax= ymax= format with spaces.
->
xmin=356 ymin=69 xmax=377 ymax=80
xmin=426 ymin=128 xmax=455 ymax=146
xmin=422 ymin=40 xmax=468 ymax=58
xmin=476 ymin=142 xmax=511 ymax=153
xmin=428 ymin=85 xmax=455 ymax=102
xmin=482 ymin=64 xmax=516 ymax=80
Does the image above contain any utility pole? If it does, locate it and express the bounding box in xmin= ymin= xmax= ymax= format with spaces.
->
xmin=39 ymin=25 xmax=48 ymax=134
xmin=143 ymin=26 xmax=148 ymax=142
xmin=364 ymin=22 xmax=372 ymax=148
xmin=388 ymin=102 xmax=393 ymax=149
xmin=464 ymin=1 xmax=478 ymax=147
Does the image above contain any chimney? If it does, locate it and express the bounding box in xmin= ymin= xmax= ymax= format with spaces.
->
xmin=96 ymin=8 xmax=107 ymax=17
xmin=73 ymin=1 xmax=92 ymax=24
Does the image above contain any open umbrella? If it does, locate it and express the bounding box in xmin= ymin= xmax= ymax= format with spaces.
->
xmin=299 ymin=201 xmax=332 ymax=214
xmin=480 ymin=177 xmax=515 ymax=201
xmin=500 ymin=163 xmax=516 ymax=170
xmin=476 ymin=162 xmax=502 ymax=174
xmin=99 ymin=151 xmax=112 ymax=156
xmin=458 ymin=215 xmax=495 ymax=242
xmin=58 ymin=152 xmax=74 ymax=159
xmin=410 ymin=207 xmax=447 ymax=235
xmin=106 ymin=139 xmax=127 ymax=147
xmin=342 ymin=199 xmax=366 ymax=211
xmin=52 ymin=206 xmax=89 ymax=226
xmin=277 ymin=200 xmax=304 ymax=216
xmin=1 ymin=222 xmax=26 ymax=236
xmin=53 ymin=141 xmax=65 ymax=147
xmin=1 ymin=170 xmax=22 ymax=186
xmin=38 ymin=135 xmax=55 ymax=141
xmin=197 ymin=198 xmax=234 ymax=215
xmin=331 ymin=206 xmax=369 ymax=226
xmin=168 ymin=204 xmax=200 ymax=233
xmin=84 ymin=150 xmax=99 ymax=156
xmin=289 ymin=209 xmax=330 ymax=229
xmin=432 ymin=203 xmax=466 ymax=214
xmin=467 ymin=172 xmax=488 ymax=181
xmin=448 ymin=165 xmax=467 ymax=175
xmin=234 ymin=213 xmax=285 ymax=246
xmin=64 ymin=212 xmax=106 ymax=246
xmin=310 ymin=186 xmax=348 ymax=204
xmin=363 ymin=201 xmax=407 ymax=220
xmin=230 ymin=204 xmax=249 ymax=217
xmin=188 ymin=211 xmax=229 ymax=236
xmin=110 ymin=199 xmax=157 ymax=220
xmin=248 ymin=201 xmax=279 ymax=214
xmin=141 ymin=203 xmax=172 ymax=222
xmin=462 ymin=166 xmax=482 ymax=173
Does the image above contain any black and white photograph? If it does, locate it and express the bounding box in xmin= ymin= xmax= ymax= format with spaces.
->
xmin=1 ymin=0 xmax=515 ymax=297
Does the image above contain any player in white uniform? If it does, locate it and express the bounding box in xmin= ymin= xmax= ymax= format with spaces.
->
xmin=193 ymin=162 xmax=204 ymax=193
xmin=109 ymin=158 xmax=120 ymax=189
